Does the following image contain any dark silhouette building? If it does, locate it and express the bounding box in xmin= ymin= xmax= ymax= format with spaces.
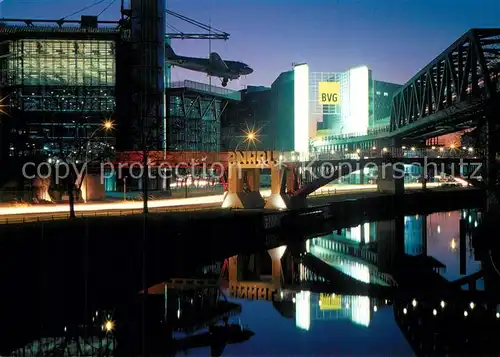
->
xmin=222 ymin=86 xmax=272 ymax=150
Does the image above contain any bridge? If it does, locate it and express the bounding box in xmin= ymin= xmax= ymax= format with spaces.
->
xmin=311 ymin=28 xmax=500 ymax=149
xmin=292 ymin=28 xmax=500 ymax=204
xmin=220 ymin=149 xmax=481 ymax=209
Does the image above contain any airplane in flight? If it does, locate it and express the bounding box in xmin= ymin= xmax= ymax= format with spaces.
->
xmin=165 ymin=43 xmax=253 ymax=87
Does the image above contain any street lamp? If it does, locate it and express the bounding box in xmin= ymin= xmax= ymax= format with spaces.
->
xmin=123 ymin=176 xmax=128 ymax=201
xmin=79 ymin=120 xmax=113 ymax=201
xmin=235 ymin=131 xmax=259 ymax=151
xmin=85 ymin=120 xmax=114 ymax=164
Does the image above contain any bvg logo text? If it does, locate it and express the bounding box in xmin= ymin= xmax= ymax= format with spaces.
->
xmin=318 ymin=82 xmax=340 ymax=105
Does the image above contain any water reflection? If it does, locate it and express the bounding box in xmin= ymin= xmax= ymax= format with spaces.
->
xmin=3 ymin=208 xmax=500 ymax=356
xmin=218 ymin=208 xmax=499 ymax=356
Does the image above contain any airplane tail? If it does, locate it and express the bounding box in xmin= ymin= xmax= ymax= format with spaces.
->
xmin=165 ymin=43 xmax=177 ymax=59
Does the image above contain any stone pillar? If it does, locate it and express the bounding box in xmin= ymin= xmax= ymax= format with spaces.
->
xmin=222 ymin=165 xmax=265 ymax=209
xmin=228 ymin=255 xmax=244 ymax=282
xmin=377 ymin=163 xmax=404 ymax=194
xmin=268 ymin=246 xmax=286 ymax=286
xmin=265 ymin=166 xmax=290 ymax=210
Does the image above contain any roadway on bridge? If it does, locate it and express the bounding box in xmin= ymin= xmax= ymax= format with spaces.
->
xmin=0 ymin=182 xmax=451 ymax=224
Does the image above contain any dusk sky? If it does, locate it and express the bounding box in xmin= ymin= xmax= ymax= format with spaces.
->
xmin=3 ymin=0 xmax=500 ymax=89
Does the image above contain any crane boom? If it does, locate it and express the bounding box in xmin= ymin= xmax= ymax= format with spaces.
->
xmin=165 ymin=9 xmax=229 ymax=41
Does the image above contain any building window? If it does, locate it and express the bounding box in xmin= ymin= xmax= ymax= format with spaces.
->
xmin=384 ymin=92 xmax=389 ymax=96
xmin=376 ymin=91 xmax=381 ymax=95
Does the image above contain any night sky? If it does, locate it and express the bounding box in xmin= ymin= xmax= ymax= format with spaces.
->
xmin=3 ymin=0 xmax=500 ymax=89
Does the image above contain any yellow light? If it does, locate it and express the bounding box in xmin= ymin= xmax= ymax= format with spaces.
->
xmin=468 ymin=147 xmax=473 ymax=152
xmin=240 ymin=123 xmax=262 ymax=148
xmin=411 ymin=147 xmax=415 ymax=151
xmin=440 ymin=300 xmax=445 ymax=308
xmin=469 ymin=302 xmax=475 ymax=309
xmin=403 ymin=308 xmax=407 ymax=314
xmin=431 ymin=146 xmax=436 ymax=150
xmin=372 ymin=146 xmax=376 ymax=150
xmin=450 ymin=239 xmax=457 ymax=251
xmin=449 ymin=143 xmax=456 ymax=149
xmin=0 ymin=96 xmax=9 ymax=116
xmin=412 ymin=299 xmax=417 ymax=307
xmin=382 ymin=147 xmax=388 ymax=152
xmin=464 ymin=311 xmax=468 ymax=317
xmin=103 ymin=120 xmax=113 ymax=130
xmin=105 ymin=320 xmax=114 ymax=332
xmin=433 ymin=309 xmax=437 ymax=316
xmin=356 ymin=148 xmax=361 ymax=153
xmin=496 ymin=312 xmax=499 ymax=318
xmin=439 ymin=147 xmax=444 ymax=152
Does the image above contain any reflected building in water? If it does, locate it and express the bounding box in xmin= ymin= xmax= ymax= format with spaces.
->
xmin=295 ymin=291 xmax=374 ymax=330
xmin=308 ymin=209 xmax=483 ymax=289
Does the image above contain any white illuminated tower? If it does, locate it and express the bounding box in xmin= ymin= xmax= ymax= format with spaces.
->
xmin=293 ymin=63 xmax=310 ymax=155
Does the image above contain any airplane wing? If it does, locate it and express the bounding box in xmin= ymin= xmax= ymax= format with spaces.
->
xmin=209 ymin=52 xmax=229 ymax=71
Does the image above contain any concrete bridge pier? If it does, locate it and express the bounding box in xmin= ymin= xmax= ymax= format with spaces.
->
xmin=265 ymin=166 xmax=307 ymax=210
xmin=268 ymin=245 xmax=287 ymax=285
xmin=222 ymin=166 xmax=265 ymax=209
xmin=377 ymin=162 xmax=404 ymax=194
xmin=228 ymin=255 xmax=245 ymax=282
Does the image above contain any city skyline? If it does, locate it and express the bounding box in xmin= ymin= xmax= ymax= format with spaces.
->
xmin=3 ymin=0 xmax=499 ymax=89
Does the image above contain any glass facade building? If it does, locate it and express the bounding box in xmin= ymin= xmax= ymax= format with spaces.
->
xmin=167 ymin=80 xmax=240 ymax=152
xmin=0 ymin=26 xmax=119 ymax=160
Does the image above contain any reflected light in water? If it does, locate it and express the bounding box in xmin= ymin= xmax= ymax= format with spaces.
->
xmin=315 ymin=294 xmax=371 ymax=327
xmin=295 ymin=291 xmax=311 ymax=331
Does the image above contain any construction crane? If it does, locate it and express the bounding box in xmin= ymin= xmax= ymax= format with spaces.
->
xmin=165 ymin=9 xmax=229 ymax=41
xmin=118 ymin=0 xmax=229 ymax=41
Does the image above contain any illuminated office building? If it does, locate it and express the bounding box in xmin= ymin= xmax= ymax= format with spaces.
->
xmin=0 ymin=17 xmax=119 ymax=161
xmin=263 ymin=63 xmax=401 ymax=153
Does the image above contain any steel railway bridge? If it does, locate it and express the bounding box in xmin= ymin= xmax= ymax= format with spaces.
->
xmin=315 ymin=28 xmax=500 ymax=150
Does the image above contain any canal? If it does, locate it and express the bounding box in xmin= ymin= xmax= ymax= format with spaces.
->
xmin=3 ymin=207 xmax=500 ymax=356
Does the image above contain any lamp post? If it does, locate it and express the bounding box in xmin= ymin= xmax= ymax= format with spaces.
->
xmin=81 ymin=120 xmax=113 ymax=202
xmin=84 ymin=120 xmax=113 ymax=165
xmin=123 ymin=176 xmax=128 ymax=201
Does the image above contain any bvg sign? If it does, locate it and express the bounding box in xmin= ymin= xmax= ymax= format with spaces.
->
xmin=228 ymin=151 xmax=278 ymax=168
xmin=318 ymin=81 xmax=340 ymax=105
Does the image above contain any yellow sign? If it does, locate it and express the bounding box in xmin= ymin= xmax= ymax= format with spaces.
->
xmin=320 ymin=293 xmax=342 ymax=310
xmin=318 ymin=82 xmax=340 ymax=105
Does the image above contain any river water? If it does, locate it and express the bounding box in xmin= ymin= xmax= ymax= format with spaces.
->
xmin=6 ymin=208 xmax=500 ymax=356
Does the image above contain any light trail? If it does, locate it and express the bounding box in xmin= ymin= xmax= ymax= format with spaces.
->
xmin=0 ymin=181 xmax=450 ymax=217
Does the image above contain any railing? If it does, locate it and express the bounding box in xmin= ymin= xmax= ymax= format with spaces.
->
xmin=0 ymin=25 xmax=119 ymax=32
xmin=313 ymin=126 xmax=392 ymax=143
xmin=0 ymin=204 xmax=222 ymax=225
xmin=285 ymin=147 xmax=482 ymax=162
xmin=169 ymin=80 xmax=241 ymax=101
